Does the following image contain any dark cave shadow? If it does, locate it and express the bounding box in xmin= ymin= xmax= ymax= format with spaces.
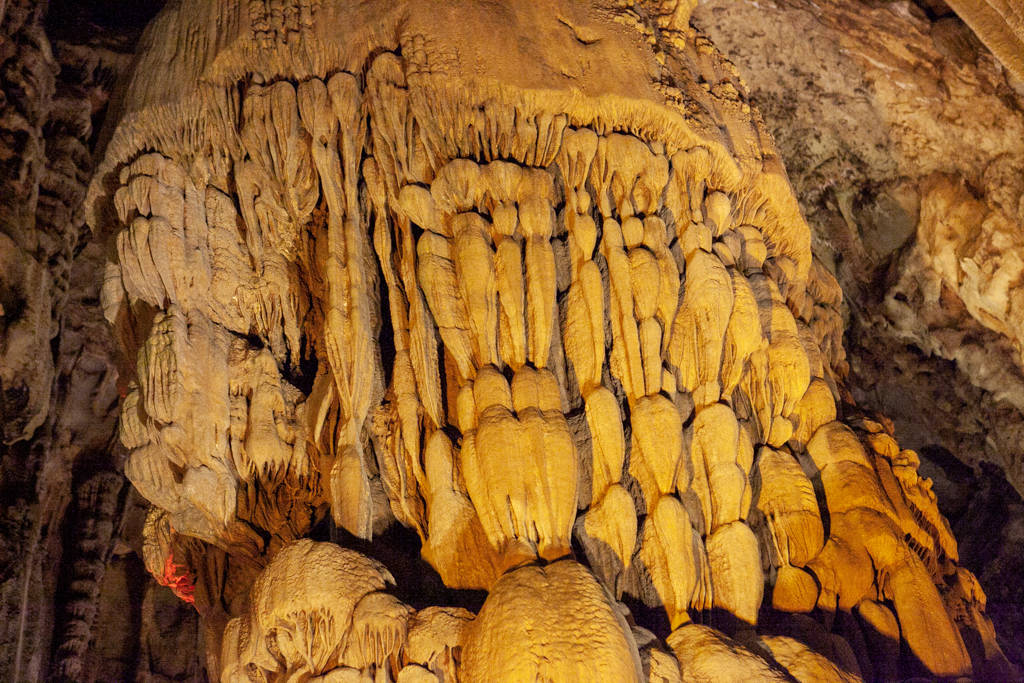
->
xmin=309 ymin=517 xmax=487 ymax=613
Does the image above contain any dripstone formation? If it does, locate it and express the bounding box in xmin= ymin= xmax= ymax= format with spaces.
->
xmin=11 ymin=0 xmax=1014 ymax=680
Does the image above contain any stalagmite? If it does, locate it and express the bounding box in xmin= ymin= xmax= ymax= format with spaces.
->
xmin=405 ymin=606 xmax=473 ymax=680
xmin=461 ymin=561 xmax=644 ymax=682
xmin=250 ymin=540 xmax=401 ymax=677
xmin=395 ymin=665 xmax=439 ymax=682
xmin=645 ymin=648 xmax=684 ymax=683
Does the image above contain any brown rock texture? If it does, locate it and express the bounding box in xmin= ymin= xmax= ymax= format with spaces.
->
xmin=0 ymin=1 xmax=205 ymax=680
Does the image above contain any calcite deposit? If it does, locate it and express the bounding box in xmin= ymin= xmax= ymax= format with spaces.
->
xmin=4 ymin=0 xmax=1024 ymax=680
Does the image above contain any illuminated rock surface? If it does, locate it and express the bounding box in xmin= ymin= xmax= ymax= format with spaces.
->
xmin=2 ymin=0 xmax=1024 ymax=680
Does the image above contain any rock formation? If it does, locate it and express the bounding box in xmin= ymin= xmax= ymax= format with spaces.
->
xmin=692 ymin=2 xmax=1024 ymax=665
xmin=4 ymin=0 xmax=1024 ymax=680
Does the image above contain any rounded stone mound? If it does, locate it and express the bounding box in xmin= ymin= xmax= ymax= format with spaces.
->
xmin=460 ymin=560 xmax=643 ymax=682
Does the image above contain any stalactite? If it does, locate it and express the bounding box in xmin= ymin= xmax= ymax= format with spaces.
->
xmin=51 ymin=472 xmax=124 ymax=681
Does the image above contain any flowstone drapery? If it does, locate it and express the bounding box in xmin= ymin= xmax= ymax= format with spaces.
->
xmin=85 ymin=1 xmax=1014 ymax=679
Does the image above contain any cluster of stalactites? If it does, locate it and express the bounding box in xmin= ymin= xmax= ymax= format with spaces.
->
xmin=97 ymin=44 xmax=995 ymax=680
xmin=354 ymin=51 xmax=975 ymax=677
xmin=103 ymin=73 xmax=395 ymax=550
xmin=219 ymin=539 xmax=472 ymax=682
